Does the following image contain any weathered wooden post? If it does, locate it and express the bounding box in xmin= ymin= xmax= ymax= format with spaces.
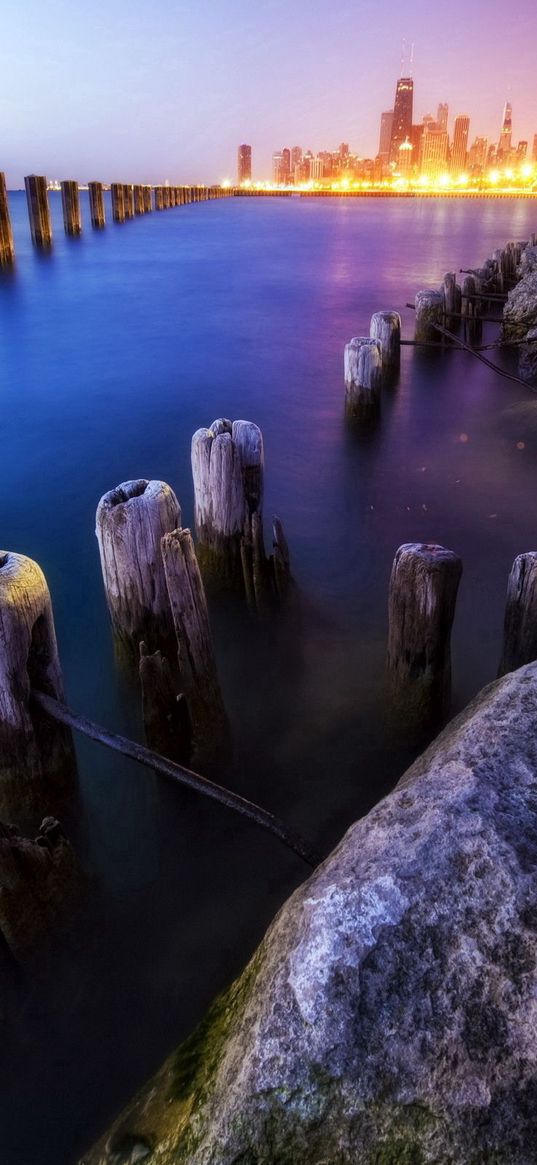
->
xmin=110 ymin=183 xmax=125 ymax=223
xmin=0 ymin=552 xmax=76 ymax=815
xmin=344 ymin=337 xmax=382 ymax=421
xmin=24 ymin=175 xmax=52 ymax=247
xmin=96 ymin=479 xmax=181 ymax=657
xmin=386 ymin=543 xmax=462 ymax=741
xmin=133 ymin=185 xmax=144 ymax=215
xmin=461 ymin=274 xmax=482 ymax=345
xmin=123 ymin=185 xmax=135 ymax=218
xmin=442 ymin=273 xmax=460 ymax=329
xmin=154 ymin=186 xmax=164 ymax=211
xmin=161 ymin=528 xmax=230 ymax=765
xmin=370 ymin=311 xmax=401 ymax=373
xmin=499 ymin=553 xmax=537 ymax=676
xmin=60 ymin=181 xmax=81 ymax=235
xmin=0 ymin=172 xmax=15 ymax=265
xmin=191 ymin=419 xmax=264 ymax=590
xmin=88 ymin=181 xmax=105 ymax=228
xmin=163 ymin=186 xmax=170 ymax=209
xmin=143 ymin=186 xmax=152 ymax=213
xmin=415 ymin=289 xmax=444 ymax=342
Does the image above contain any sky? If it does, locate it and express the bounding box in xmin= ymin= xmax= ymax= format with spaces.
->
xmin=1 ymin=0 xmax=536 ymax=186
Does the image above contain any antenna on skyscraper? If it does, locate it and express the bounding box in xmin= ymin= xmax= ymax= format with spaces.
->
xmin=400 ymin=37 xmax=406 ymax=75
xmin=409 ymin=42 xmax=415 ymax=76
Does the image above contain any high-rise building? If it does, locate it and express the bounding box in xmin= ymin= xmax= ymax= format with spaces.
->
xmin=420 ymin=125 xmax=449 ymax=178
xmin=437 ymin=103 xmax=449 ymax=133
xmin=498 ymin=101 xmax=513 ymax=158
xmin=517 ymin=141 xmax=528 ymax=160
xmin=398 ymin=138 xmax=413 ymax=176
xmin=533 ymin=134 xmax=537 ymax=163
xmin=272 ymin=152 xmax=283 ymax=183
xmin=451 ymin=115 xmax=470 ymax=173
xmin=389 ymin=78 xmax=414 ymax=163
xmin=468 ymin=136 xmax=488 ymax=173
xmin=281 ymin=148 xmax=291 ymax=182
xmin=378 ymin=110 xmax=394 ymax=159
xmin=311 ymin=157 xmax=324 ymax=181
xmin=291 ymin=146 xmax=303 ymax=170
xmin=237 ymin=144 xmax=252 ymax=184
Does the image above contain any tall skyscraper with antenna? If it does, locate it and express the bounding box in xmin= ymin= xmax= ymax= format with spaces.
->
xmin=498 ymin=101 xmax=513 ymax=159
xmin=389 ymin=77 xmax=414 ymax=163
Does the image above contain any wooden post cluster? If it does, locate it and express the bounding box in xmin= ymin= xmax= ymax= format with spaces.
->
xmin=344 ymin=337 xmax=383 ymax=422
xmin=0 ymin=172 xmax=15 ymax=265
xmin=60 ymin=180 xmax=82 ymax=236
xmin=96 ymin=479 xmax=181 ymax=657
xmin=24 ymin=175 xmax=52 ymax=247
xmin=0 ymin=552 xmax=77 ymax=816
xmin=88 ymin=181 xmax=105 ymax=228
xmin=370 ymin=311 xmax=401 ymax=372
xmin=96 ymin=478 xmax=229 ymax=766
xmin=386 ymin=543 xmax=462 ymax=742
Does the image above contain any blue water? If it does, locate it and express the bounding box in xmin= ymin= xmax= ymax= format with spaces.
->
xmin=1 ymin=191 xmax=537 ymax=1164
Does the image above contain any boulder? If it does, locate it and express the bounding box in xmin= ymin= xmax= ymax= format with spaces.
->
xmin=517 ymin=245 xmax=537 ymax=279
xmin=518 ymin=326 xmax=537 ymax=385
xmin=81 ymin=664 xmax=537 ymax=1165
xmin=502 ymin=270 xmax=537 ymax=342
xmin=0 ymin=816 xmax=80 ymax=959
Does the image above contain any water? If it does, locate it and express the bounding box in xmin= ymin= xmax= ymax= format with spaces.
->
xmin=1 ymin=192 xmax=536 ymax=1164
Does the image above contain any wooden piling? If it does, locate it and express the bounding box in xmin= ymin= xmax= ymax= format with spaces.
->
xmin=0 ymin=552 xmax=76 ymax=815
xmin=415 ymin=290 xmax=444 ymax=342
xmin=386 ymin=543 xmax=462 ymax=741
xmin=88 ymin=181 xmax=105 ymax=228
xmin=24 ymin=175 xmax=52 ymax=247
xmin=60 ymin=181 xmax=81 ymax=235
xmin=192 ymin=418 xmax=265 ymax=591
xmin=344 ymin=337 xmax=383 ymax=421
xmin=133 ymin=184 xmax=144 ymax=215
xmin=163 ymin=186 xmax=170 ymax=209
xmin=123 ymin=184 xmax=135 ymax=218
xmin=499 ymin=553 xmax=537 ymax=676
xmin=96 ymin=479 xmax=181 ymax=657
xmin=143 ymin=186 xmax=152 ymax=213
xmin=110 ymin=183 xmax=125 ymax=223
xmin=161 ymin=528 xmax=230 ymax=765
xmin=442 ymin=273 xmax=460 ymax=329
xmin=370 ymin=311 xmax=401 ymax=372
xmin=154 ymin=186 xmax=164 ymax=211
xmin=0 ymin=172 xmax=15 ymax=265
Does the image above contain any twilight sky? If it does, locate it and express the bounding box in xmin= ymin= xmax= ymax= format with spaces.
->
xmin=1 ymin=0 xmax=536 ymax=186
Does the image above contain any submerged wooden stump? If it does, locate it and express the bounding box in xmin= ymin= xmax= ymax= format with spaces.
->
xmin=24 ymin=175 xmax=52 ymax=247
xmin=139 ymin=643 xmax=191 ymax=764
xmin=442 ymin=273 xmax=460 ymax=330
xmin=386 ymin=543 xmax=462 ymax=741
xmin=499 ymin=553 xmax=537 ymax=676
xmin=344 ymin=337 xmax=382 ymax=421
xmin=162 ymin=529 xmax=230 ymax=765
xmin=370 ymin=311 xmax=401 ymax=373
xmin=192 ymin=418 xmax=264 ymax=590
xmin=0 ymin=552 xmax=76 ymax=816
xmin=96 ymin=479 xmax=181 ymax=657
xmin=415 ymin=290 xmax=444 ymax=342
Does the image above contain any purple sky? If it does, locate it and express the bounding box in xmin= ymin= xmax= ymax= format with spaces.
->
xmin=1 ymin=0 xmax=536 ymax=185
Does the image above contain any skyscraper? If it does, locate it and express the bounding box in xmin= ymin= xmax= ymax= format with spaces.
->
xmin=420 ymin=125 xmax=449 ymax=178
xmin=533 ymin=134 xmax=537 ymax=163
xmin=498 ymin=101 xmax=513 ymax=158
xmin=378 ymin=110 xmax=394 ymax=159
xmin=389 ymin=78 xmax=414 ymax=163
xmin=437 ymin=103 xmax=449 ymax=133
xmin=451 ymin=115 xmax=470 ymax=173
xmin=238 ymin=144 xmax=252 ymax=184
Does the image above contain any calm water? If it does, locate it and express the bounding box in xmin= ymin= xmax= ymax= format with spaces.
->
xmin=1 ymin=192 xmax=537 ymax=1164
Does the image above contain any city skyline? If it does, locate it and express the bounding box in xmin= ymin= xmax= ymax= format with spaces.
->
xmin=1 ymin=0 xmax=536 ymax=186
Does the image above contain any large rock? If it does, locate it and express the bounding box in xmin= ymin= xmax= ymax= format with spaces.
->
xmin=517 ymin=245 xmax=537 ymax=279
xmin=0 ymin=816 xmax=80 ymax=959
xmin=518 ymin=326 xmax=537 ymax=385
xmin=81 ymin=665 xmax=537 ymax=1165
xmin=502 ymin=269 xmax=537 ymax=342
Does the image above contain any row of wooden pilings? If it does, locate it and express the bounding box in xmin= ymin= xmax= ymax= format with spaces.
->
xmin=344 ymin=232 xmax=537 ymax=422
xmin=0 ymin=173 xmax=233 ymax=262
